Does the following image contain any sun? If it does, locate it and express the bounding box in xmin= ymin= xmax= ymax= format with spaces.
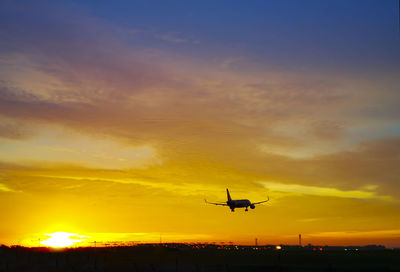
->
xmin=40 ymin=232 xmax=87 ymax=248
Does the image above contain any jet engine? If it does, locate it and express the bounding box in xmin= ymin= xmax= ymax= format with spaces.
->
xmin=250 ymin=204 xmax=255 ymax=209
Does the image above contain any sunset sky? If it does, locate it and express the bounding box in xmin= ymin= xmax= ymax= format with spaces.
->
xmin=1 ymin=0 xmax=400 ymax=248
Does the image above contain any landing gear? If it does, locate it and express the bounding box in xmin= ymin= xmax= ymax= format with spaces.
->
xmin=231 ymin=208 xmax=235 ymax=212
xmin=245 ymin=207 xmax=249 ymax=211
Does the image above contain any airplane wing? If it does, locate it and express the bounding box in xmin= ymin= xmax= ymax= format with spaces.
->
xmin=204 ymin=199 xmax=228 ymax=206
xmin=252 ymin=196 xmax=269 ymax=205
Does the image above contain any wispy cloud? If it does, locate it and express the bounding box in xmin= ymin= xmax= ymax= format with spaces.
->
xmin=156 ymin=33 xmax=196 ymax=44
xmin=24 ymin=174 xmax=228 ymax=197
xmin=0 ymin=126 xmax=160 ymax=169
xmin=309 ymin=229 xmax=400 ymax=238
xmin=0 ymin=183 xmax=17 ymax=193
xmin=260 ymin=181 xmax=392 ymax=201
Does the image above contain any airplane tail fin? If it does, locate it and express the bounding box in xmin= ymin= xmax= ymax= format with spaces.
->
xmin=226 ymin=188 xmax=232 ymax=201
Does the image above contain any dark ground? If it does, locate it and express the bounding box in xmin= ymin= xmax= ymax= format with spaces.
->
xmin=0 ymin=244 xmax=399 ymax=272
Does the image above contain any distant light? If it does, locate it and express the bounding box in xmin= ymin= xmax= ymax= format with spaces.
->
xmin=313 ymin=248 xmax=316 ymax=251
xmin=319 ymin=248 xmax=323 ymax=251
xmin=276 ymin=245 xmax=282 ymax=250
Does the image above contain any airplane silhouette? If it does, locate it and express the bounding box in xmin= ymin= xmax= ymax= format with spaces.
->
xmin=205 ymin=188 xmax=269 ymax=212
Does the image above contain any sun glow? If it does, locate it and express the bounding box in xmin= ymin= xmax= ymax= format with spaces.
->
xmin=40 ymin=232 xmax=88 ymax=248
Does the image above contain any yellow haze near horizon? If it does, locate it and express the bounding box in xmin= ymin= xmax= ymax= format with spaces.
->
xmin=1 ymin=128 xmax=400 ymax=248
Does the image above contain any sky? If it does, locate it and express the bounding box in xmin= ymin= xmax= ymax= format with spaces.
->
xmin=1 ymin=0 xmax=400 ymax=247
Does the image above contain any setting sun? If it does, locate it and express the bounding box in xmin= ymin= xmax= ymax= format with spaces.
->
xmin=40 ymin=232 xmax=87 ymax=248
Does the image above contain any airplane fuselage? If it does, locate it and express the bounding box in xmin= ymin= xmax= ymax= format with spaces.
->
xmin=227 ymin=199 xmax=255 ymax=211
xmin=228 ymin=199 xmax=250 ymax=207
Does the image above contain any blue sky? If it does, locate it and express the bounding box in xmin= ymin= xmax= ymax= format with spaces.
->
xmin=71 ymin=0 xmax=400 ymax=70
xmin=2 ymin=0 xmax=399 ymax=71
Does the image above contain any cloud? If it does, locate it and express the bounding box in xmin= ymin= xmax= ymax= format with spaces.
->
xmin=0 ymin=183 xmax=17 ymax=193
xmin=259 ymin=181 xmax=392 ymax=201
xmin=310 ymin=229 xmax=400 ymax=238
xmin=24 ymin=174 xmax=230 ymax=198
xmin=306 ymin=229 xmax=400 ymax=247
xmin=0 ymin=118 xmax=34 ymax=140
xmin=281 ymin=229 xmax=400 ymax=247
xmin=0 ymin=125 xmax=160 ymax=169
xmin=157 ymin=33 xmax=195 ymax=44
xmin=0 ymin=5 xmax=398 ymax=169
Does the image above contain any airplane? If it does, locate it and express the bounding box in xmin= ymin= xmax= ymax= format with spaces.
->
xmin=205 ymin=188 xmax=269 ymax=212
